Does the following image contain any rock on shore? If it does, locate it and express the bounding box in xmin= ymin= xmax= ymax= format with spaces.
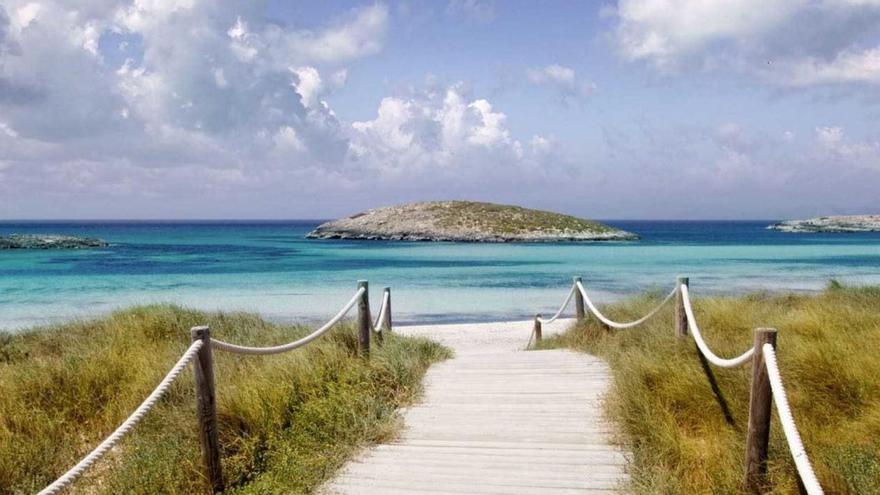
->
xmin=307 ymin=201 xmax=638 ymax=242
xmin=0 ymin=234 xmax=109 ymax=249
xmin=768 ymin=215 xmax=880 ymax=233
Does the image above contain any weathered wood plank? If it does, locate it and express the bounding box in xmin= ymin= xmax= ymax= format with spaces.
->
xmin=322 ymin=318 xmax=630 ymax=494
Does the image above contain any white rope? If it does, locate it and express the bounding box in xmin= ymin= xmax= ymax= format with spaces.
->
xmin=576 ymin=281 xmax=677 ymax=329
xmin=536 ymin=284 xmax=576 ymax=324
xmin=38 ymin=341 xmax=204 ymax=495
xmin=763 ymin=344 xmax=824 ymax=495
xmin=210 ymin=287 xmax=364 ymax=355
xmin=679 ymin=284 xmax=753 ymax=368
xmin=372 ymin=290 xmax=390 ymax=332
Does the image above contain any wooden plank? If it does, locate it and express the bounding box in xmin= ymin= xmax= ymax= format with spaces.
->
xmin=322 ymin=319 xmax=630 ymax=494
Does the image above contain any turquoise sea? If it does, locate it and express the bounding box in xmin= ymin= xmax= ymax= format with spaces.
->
xmin=2 ymin=221 xmax=880 ymax=330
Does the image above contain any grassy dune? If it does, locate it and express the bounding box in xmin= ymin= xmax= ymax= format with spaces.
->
xmin=0 ymin=305 xmax=450 ymax=494
xmin=536 ymin=283 xmax=880 ymax=494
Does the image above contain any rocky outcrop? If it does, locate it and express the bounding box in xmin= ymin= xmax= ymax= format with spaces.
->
xmin=307 ymin=201 xmax=638 ymax=242
xmin=768 ymin=215 xmax=880 ymax=233
xmin=0 ymin=234 xmax=109 ymax=249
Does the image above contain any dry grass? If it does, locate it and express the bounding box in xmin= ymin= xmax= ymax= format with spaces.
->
xmin=0 ymin=305 xmax=450 ymax=494
xmin=535 ymin=282 xmax=880 ymax=494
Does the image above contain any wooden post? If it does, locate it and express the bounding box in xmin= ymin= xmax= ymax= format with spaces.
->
xmin=381 ymin=287 xmax=392 ymax=333
xmin=744 ymin=327 xmax=777 ymax=493
xmin=357 ymin=280 xmax=370 ymax=357
xmin=675 ymin=276 xmax=689 ymax=338
xmin=533 ymin=314 xmax=542 ymax=344
xmin=191 ymin=326 xmax=223 ymax=493
xmin=573 ymin=276 xmax=585 ymax=320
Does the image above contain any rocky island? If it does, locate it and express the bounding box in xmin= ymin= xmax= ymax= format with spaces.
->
xmin=768 ymin=215 xmax=880 ymax=233
xmin=307 ymin=201 xmax=638 ymax=242
xmin=0 ymin=234 xmax=109 ymax=249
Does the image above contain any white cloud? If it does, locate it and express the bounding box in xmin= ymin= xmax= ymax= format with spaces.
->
xmin=816 ymin=126 xmax=880 ymax=170
xmin=291 ymin=66 xmax=323 ymax=109
xmin=291 ymin=4 xmax=388 ymax=63
xmin=780 ymin=47 xmax=880 ymax=86
xmin=608 ymin=0 xmax=880 ymax=87
xmin=527 ymin=64 xmax=576 ymax=85
xmin=612 ymin=0 xmax=799 ymax=66
xmin=350 ymin=84 xmax=520 ymax=172
xmin=526 ymin=64 xmax=596 ymax=104
xmin=0 ymin=0 xmax=394 ymax=210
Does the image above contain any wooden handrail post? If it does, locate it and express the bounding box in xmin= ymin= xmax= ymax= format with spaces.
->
xmin=191 ymin=326 xmax=223 ymax=493
xmin=357 ymin=280 xmax=370 ymax=357
xmin=744 ymin=327 xmax=777 ymax=493
xmin=675 ymin=276 xmax=689 ymax=338
xmin=573 ymin=276 xmax=585 ymax=320
xmin=382 ymin=287 xmax=393 ymax=333
xmin=533 ymin=315 xmax=542 ymax=344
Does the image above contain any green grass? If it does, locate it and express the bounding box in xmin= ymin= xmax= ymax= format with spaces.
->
xmin=535 ymin=283 xmax=880 ymax=494
xmin=0 ymin=305 xmax=451 ymax=494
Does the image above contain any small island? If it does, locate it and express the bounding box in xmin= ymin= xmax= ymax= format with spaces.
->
xmin=307 ymin=201 xmax=638 ymax=242
xmin=768 ymin=215 xmax=880 ymax=233
xmin=0 ymin=234 xmax=109 ymax=249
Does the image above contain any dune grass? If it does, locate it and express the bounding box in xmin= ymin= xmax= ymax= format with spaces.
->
xmin=0 ymin=305 xmax=450 ymax=494
xmin=535 ymin=282 xmax=880 ymax=494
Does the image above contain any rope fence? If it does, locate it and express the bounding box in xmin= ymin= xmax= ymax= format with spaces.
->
xmin=532 ymin=275 xmax=824 ymax=494
xmin=36 ymin=280 xmax=392 ymax=495
xmin=38 ymin=340 xmax=204 ymax=495
xmin=576 ymin=280 xmax=677 ymax=329
xmin=680 ymin=284 xmax=754 ymax=368
xmin=32 ymin=274 xmax=825 ymax=495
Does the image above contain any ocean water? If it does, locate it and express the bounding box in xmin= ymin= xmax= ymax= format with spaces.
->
xmin=1 ymin=220 xmax=880 ymax=330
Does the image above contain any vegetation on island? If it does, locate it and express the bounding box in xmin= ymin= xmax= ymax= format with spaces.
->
xmin=307 ymin=200 xmax=638 ymax=242
xmin=0 ymin=234 xmax=108 ymax=249
xmin=427 ymin=201 xmax=615 ymax=234
xmin=768 ymin=215 xmax=880 ymax=233
xmin=0 ymin=306 xmax=450 ymax=494
xmin=534 ymin=282 xmax=880 ymax=494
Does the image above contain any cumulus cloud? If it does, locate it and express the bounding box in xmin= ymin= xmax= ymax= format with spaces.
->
xmin=349 ymin=84 xmax=526 ymax=174
xmin=526 ymin=64 xmax=596 ymax=104
xmin=608 ymin=0 xmax=880 ymax=87
xmin=0 ymin=0 xmax=389 ymax=187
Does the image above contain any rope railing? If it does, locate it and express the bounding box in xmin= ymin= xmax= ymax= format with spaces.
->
xmin=372 ymin=289 xmax=391 ymax=333
xmin=38 ymin=340 xmax=204 ymax=495
xmin=532 ymin=275 xmax=825 ymax=493
xmin=210 ymin=287 xmax=364 ymax=355
xmin=36 ymin=280 xmax=387 ymax=495
xmin=536 ymin=284 xmax=576 ymax=324
xmin=763 ymin=344 xmax=824 ymax=495
xmin=679 ymin=284 xmax=754 ymax=368
xmin=576 ymin=280 xmax=677 ymax=329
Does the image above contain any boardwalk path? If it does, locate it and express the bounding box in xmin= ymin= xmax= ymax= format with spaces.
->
xmin=324 ymin=319 xmax=629 ymax=494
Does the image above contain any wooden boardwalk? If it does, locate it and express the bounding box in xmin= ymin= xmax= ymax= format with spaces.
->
xmin=323 ymin=319 xmax=629 ymax=494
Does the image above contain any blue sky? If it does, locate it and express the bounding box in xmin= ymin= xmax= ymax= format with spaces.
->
xmin=1 ymin=1 xmax=879 ymax=219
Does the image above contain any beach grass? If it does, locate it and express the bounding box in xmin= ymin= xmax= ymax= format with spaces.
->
xmin=0 ymin=305 xmax=450 ymax=494
xmin=534 ymin=282 xmax=880 ymax=494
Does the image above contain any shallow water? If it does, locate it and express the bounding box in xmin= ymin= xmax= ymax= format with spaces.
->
xmin=1 ymin=220 xmax=879 ymax=330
